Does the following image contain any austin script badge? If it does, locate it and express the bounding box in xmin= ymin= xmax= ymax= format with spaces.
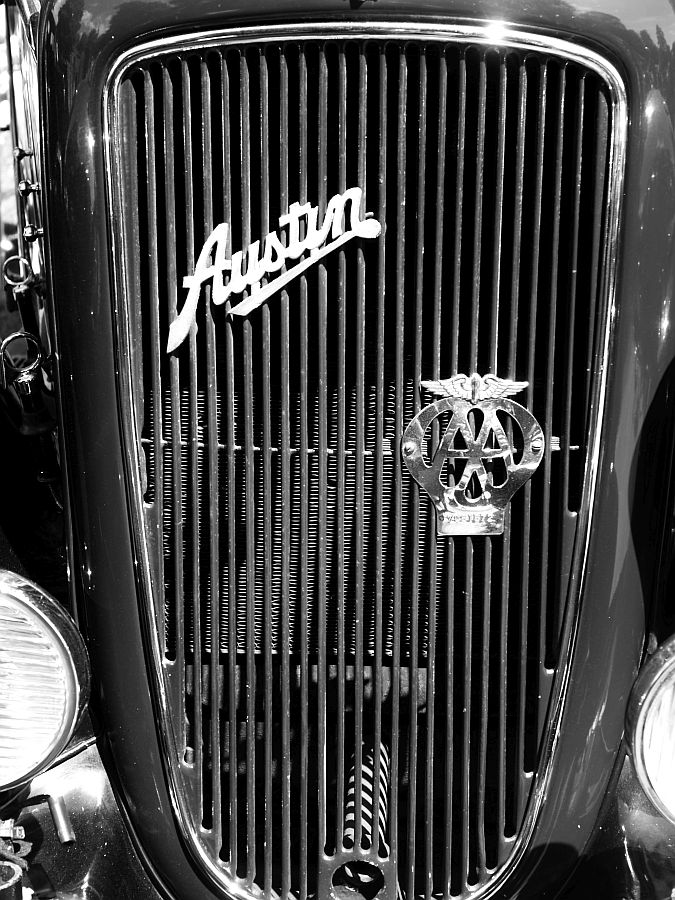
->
xmin=402 ymin=373 xmax=544 ymax=537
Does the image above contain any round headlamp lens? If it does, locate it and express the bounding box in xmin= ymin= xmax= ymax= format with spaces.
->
xmin=0 ymin=572 xmax=88 ymax=789
xmin=628 ymin=638 xmax=675 ymax=823
xmin=641 ymin=672 xmax=675 ymax=816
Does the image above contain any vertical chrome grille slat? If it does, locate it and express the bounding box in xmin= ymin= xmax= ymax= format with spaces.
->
xmin=180 ymin=55 xmax=204 ymax=820
xmin=424 ymin=55 xmax=441 ymax=880
xmin=278 ymin=54 xmax=292 ymax=898
xmin=424 ymin=520 xmax=438 ymax=900
xmin=442 ymin=544 xmax=455 ymax=899
xmin=470 ymin=55 xmax=487 ymax=370
xmin=499 ymin=60 xmax=527 ymax=854
xmin=294 ymin=48 xmax=310 ymax=900
xmin=242 ymin=342 xmax=256 ymax=883
xmin=464 ymin=54 xmax=483 ymax=881
xmin=561 ymin=74 xmax=586 ymax=602
xmin=260 ymin=45 xmax=274 ymax=898
xmin=538 ymin=65 xmax=566 ymax=723
xmin=508 ymin=59 xmax=527 ymax=374
xmin=335 ymin=45 xmax=347 ymax=858
xmin=460 ymin=542 xmax=473 ymax=887
xmin=476 ymin=546 xmax=490 ymax=880
xmin=478 ymin=58 xmax=506 ymax=873
xmin=317 ymin=45 xmax=329 ymax=861
xmin=263 ymin=311 xmax=273 ymax=899
xmin=451 ymin=54 xmax=466 ymax=374
xmin=243 ymin=304 xmax=256 ymax=885
xmin=280 ymin=289 xmax=292 ymax=898
xmin=516 ymin=60 xmax=547 ymax=823
xmin=200 ymin=55 xmax=222 ymax=846
xmin=163 ymin=57 xmax=188 ymax=814
xmin=389 ymin=45 xmax=407 ymax=883
xmin=159 ymin=65 xmax=182 ymax=725
xmin=142 ymin=71 xmax=166 ymax=655
xmin=406 ymin=41 xmax=426 ymax=900
xmin=586 ymin=100 xmax=610 ymax=406
xmin=372 ymin=40 xmax=387 ymax=866
xmin=490 ymin=56 xmax=507 ymax=369
xmin=219 ymin=50 xmax=239 ymax=873
xmin=115 ymin=31 xmax=622 ymax=900
xmin=353 ymin=45 xmax=367 ymax=855
xmin=238 ymin=49 xmax=257 ymax=886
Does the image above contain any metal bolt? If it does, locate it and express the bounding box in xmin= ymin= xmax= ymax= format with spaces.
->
xmin=403 ymin=441 xmax=416 ymax=457
xmin=17 ymin=180 xmax=40 ymax=197
xmin=47 ymin=795 xmax=75 ymax=844
xmin=22 ymin=225 xmax=44 ymax=242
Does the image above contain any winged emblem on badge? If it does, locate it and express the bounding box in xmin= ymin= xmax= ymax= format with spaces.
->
xmin=402 ymin=373 xmax=545 ymax=537
xmin=420 ymin=372 xmax=529 ymax=403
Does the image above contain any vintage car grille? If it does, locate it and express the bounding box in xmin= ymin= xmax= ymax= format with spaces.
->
xmin=109 ymin=25 xmax=623 ymax=900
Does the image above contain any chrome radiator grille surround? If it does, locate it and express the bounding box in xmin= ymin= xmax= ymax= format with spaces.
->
xmin=105 ymin=23 xmax=626 ymax=900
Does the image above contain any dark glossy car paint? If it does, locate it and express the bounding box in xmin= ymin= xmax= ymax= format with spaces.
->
xmin=3 ymin=0 xmax=674 ymax=896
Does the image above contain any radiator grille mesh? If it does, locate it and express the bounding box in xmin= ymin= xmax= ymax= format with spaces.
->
xmin=113 ymin=33 xmax=614 ymax=899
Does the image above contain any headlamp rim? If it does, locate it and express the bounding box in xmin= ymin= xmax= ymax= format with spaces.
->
xmin=0 ymin=570 xmax=90 ymax=790
xmin=626 ymin=634 xmax=675 ymax=824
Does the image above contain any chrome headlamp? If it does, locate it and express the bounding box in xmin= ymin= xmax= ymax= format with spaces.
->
xmin=627 ymin=635 xmax=675 ymax=823
xmin=0 ymin=570 xmax=89 ymax=790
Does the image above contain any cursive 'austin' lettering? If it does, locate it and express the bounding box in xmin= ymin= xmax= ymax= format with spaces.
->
xmin=167 ymin=187 xmax=382 ymax=353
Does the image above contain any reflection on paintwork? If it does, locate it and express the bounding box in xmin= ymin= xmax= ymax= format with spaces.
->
xmin=13 ymin=742 xmax=161 ymax=899
xmin=660 ymin=296 xmax=670 ymax=340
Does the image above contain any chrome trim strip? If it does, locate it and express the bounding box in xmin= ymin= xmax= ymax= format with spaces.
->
xmin=103 ymin=21 xmax=627 ymax=900
xmin=52 ymin=732 xmax=98 ymax=769
xmin=4 ymin=1 xmax=44 ymax=284
xmin=16 ymin=0 xmax=40 ymax=20
xmin=14 ymin=0 xmax=40 ymax=52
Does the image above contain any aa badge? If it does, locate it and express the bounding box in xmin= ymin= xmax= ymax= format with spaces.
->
xmin=402 ymin=373 xmax=544 ymax=537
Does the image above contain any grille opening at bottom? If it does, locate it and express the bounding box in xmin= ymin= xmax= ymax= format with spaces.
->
xmin=182 ymin=650 xmax=539 ymax=897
